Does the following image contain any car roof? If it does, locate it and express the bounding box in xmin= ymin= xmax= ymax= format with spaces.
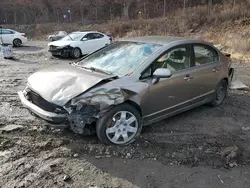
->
xmin=71 ymin=31 xmax=101 ymax=35
xmin=119 ymin=36 xmax=196 ymax=45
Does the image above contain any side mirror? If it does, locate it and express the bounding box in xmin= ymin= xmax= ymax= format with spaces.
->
xmin=82 ymin=38 xmax=87 ymax=41
xmin=152 ymin=68 xmax=172 ymax=84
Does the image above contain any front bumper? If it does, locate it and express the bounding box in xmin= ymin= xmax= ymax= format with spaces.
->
xmin=48 ymin=46 xmax=72 ymax=57
xmin=18 ymin=91 xmax=67 ymax=123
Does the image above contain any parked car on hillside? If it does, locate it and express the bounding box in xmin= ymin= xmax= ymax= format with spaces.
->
xmin=47 ymin=31 xmax=67 ymax=41
xmin=48 ymin=31 xmax=111 ymax=58
xmin=19 ymin=36 xmax=234 ymax=145
xmin=0 ymin=29 xmax=28 ymax=47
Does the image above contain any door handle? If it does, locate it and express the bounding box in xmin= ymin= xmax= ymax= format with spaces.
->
xmin=184 ymin=75 xmax=193 ymax=81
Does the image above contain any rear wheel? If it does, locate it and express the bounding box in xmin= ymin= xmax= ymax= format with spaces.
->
xmin=96 ymin=103 xmax=142 ymax=145
xmin=71 ymin=47 xmax=82 ymax=59
xmin=13 ymin=39 xmax=22 ymax=47
xmin=208 ymin=79 xmax=228 ymax=107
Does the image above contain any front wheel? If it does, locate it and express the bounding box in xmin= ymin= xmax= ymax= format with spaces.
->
xmin=208 ymin=79 xmax=228 ymax=107
xmin=96 ymin=103 xmax=142 ymax=145
xmin=71 ymin=47 xmax=82 ymax=59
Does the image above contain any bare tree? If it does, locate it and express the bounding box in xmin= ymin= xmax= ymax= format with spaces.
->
xmin=183 ymin=0 xmax=186 ymax=13
xmin=123 ymin=0 xmax=133 ymax=19
xmin=163 ymin=0 xmax=166 ymax=17
xmin=0 ymin=0 xmax=248 ymax=24
xmin=207 ymin=0 xmax=213 ymax=16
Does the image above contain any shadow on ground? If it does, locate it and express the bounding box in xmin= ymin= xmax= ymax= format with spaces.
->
xmin=13 ymin=45 xmax=44 ymax=52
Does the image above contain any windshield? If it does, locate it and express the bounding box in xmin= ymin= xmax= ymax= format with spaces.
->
xmin=61 ymin=33 xmax=83 ymax=41
xmin=77 ymin=41 xmax=162 ymax=76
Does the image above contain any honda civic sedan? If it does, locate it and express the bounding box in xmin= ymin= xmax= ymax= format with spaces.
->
xmin=18 ymin=36 xmax=234 ymax=145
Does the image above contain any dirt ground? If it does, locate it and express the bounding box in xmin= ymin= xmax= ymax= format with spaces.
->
xmin=1 ymin=41 xmax=250 ymax=188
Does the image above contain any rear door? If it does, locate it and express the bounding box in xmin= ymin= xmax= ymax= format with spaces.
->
xmin=189 ymin=44 xmax=222 ymax=103
xmin=91 ymin=33 xmax=109 ymax=50
xmin=80 ymin=33 xmax=97 ymax=54
xmin=81 ymin=33 xmax=107 ymax=54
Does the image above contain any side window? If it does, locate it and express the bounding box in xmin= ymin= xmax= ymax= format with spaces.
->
xmin=155 ymin=46 xmax=190 ymax=73
xmin=84 ymin=33 xmax=95 ymax=40
xmin=140 ymin=45 xmax=190 ymax=79
xmin=94 ymin=33 xmax=104 ymax=39
xmin=194 ymin=45 xmax=218 ymax=66
xmin=2 ymin=30 xmax=13 ymax=34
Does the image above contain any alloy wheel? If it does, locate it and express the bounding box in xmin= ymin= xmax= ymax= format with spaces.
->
xmin=105 ymin=111 xmax=138 ymax=145
xmin=216 ymin=84 xmax=226 ymax=103
xmin=73 ymin=48 xmax=81 ymax=58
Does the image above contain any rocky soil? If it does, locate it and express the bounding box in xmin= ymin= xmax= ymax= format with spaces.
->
xmin=0 ymin=41 xmax=250 ymax=188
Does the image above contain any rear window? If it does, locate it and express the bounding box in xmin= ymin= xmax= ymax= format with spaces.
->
xmin=194 ymin=45 xmax=219 ymax=66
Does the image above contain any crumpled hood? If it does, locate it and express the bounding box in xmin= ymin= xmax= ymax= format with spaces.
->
xmin=27 ymin=64 xmax=116 ymax=106
xmin=48 ymin=40 xmax=75 ymax=47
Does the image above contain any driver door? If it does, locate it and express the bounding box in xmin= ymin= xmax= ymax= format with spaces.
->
xmin=141 ymin=44 xmax=199 ymax=123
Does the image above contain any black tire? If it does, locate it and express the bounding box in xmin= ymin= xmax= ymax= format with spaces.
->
xmin=96 ymin=103 xmax=142 ymax=145
xmin=13 ymin=38 xmax=22 ymax=47
xmin=52 ymin=54 xmax=59 ymax=58
xmin=208 ymin=79 xmax=228 ymax=107
xmin=71 ymin=47 xmax=82 ymax=59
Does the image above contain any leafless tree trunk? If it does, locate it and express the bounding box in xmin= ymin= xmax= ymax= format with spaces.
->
xmin=56 ymin=9 xmax=59 ymax=24
xmin=144 ymin=2 xmax=146 ymax=18
xmin=123 ymin=0 xmax=133 ymax=19
xmin=163 ymin=0 xmax=166 ymax=17
xmin=23 ymin=12 xmax=27 ymax=24
xmin=95 ymin=7 xmax=98 ymax=20
xmin=183 ymin=0 xmax=186 ymax=13
xmin=14 ymin=12 xmax=16 ymax=25
xmin=207 ymin=0 xmax=213 ymax=16
xmin=80 ymin=1 xmax=84 ymax=24
xmin=4 ymin=11 xmax=7 ymax=23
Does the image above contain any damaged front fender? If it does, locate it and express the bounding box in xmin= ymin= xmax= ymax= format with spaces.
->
xmin=64 ymin=77 xmax=148 ymax=134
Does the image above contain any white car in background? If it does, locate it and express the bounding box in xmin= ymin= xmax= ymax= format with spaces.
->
xmin=0 ymin=29 xmax=28 ymax=47
xmin=47 ymin=31 xmax=67 ymax=41
xmin=48 ymin=31 xmax=112 ymax=58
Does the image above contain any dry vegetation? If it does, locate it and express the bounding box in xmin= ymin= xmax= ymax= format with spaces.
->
xmin=3 ymin=1 xmax=250 ymax=55
xmin=28 ymin=2 xmax=250 ymax=54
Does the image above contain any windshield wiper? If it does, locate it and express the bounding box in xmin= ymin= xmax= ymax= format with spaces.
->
xmin=82 ymin=66 xmax=112 ymax=75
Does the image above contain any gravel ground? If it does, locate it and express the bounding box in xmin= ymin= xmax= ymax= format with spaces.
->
xmin=1 ymin=41 xmax=250 ymax=188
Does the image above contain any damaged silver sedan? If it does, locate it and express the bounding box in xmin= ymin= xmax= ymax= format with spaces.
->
xmin=18 ymin=36 xmax=234 ymax=145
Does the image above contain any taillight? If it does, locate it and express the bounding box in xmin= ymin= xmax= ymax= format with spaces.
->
xmin=107 ymin=34 xmax=112 ymax=41
xmin=22 ymin=34 xmax=26 ymax=37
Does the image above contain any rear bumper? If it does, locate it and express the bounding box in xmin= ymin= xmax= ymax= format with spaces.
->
xmin=21 ymin=37 xmax=28 ymax=44
xmin=18 ymin=91 xmax=67 ymax=123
